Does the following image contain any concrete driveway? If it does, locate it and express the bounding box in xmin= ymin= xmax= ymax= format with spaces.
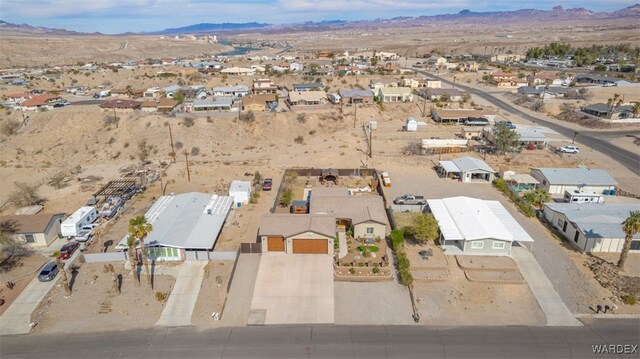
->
xmin=250 ymin=253 xmax=334 ymax=325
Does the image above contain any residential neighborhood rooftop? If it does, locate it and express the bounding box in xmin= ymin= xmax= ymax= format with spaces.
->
xmin=258 ymin=214 xmax=336 ymax=238
xmin=533 ymin=168 xmax=618 ymax=186
xmin=544 ymin=203 xmax=640 ymax=239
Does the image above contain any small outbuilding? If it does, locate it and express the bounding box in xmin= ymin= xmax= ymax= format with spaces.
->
xmin=438 ymin=156 xmax=496 ymax=183
xmin=229 ymin=180 xmax=252 ymax=205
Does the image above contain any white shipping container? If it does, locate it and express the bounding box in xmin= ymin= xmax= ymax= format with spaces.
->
xmin=61 ymin=206 xmax=98 ymax=237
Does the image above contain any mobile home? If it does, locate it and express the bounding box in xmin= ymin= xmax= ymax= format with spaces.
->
xmin=61 ymin=207 xmax=98 ymax=237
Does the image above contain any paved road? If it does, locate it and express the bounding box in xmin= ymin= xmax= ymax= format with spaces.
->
xmin=414 ymin=69 xmax=640 ymax=175
xmin=2 ymin=319 xmax=638 ymax=358
xmin=69 ymin=99 xmax=104 ymax=106
xmin=156 ymin=260 xmax=207 ymax=327
xmin=511 ymin=247 xmax=581 ymax=326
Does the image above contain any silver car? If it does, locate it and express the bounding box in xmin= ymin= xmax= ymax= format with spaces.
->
xmin=38 ymin=262 xmax=59 ymax=282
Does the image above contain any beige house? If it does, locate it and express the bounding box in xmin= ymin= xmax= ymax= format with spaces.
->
xmin=259 ymin=214 xmax=336 ymax=254
xmin=242 ymin=94 xmax=277 ymax=112
xmin=252 ymin=78 xmax=277 ymax=94
xmin=0 ymin=213 xmax=65 ymax=247
xmin=288 ymin=91 xmax=327 ymax=106
xmin=378 ymin=87 xmax=413 ymax=102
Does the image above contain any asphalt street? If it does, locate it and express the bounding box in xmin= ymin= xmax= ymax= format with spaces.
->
xmin=1 ymin=319 xmax=638 ymax=358
xmin=414 ymin=69 xmax=640 ymax=176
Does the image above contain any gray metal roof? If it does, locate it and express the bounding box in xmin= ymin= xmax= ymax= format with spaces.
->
xmin=293 ymin=83 xmax=323 ymax=90
xmin=534 ymin=168 xmax=618 ymax=186
xmin=142 ymin=192 xmax=233 ymax=249
xmin=340 ymin=89 xmax=374 ymax=97
xmin=451 ymin=156 xmax=495 ymax=173
xmin=193 ymin=97 xmax=234 ymax=107
xmin=212 ymin=85 xmax=249 ymax=93
xmin=544 ymin=203 xmax=640 ymax=239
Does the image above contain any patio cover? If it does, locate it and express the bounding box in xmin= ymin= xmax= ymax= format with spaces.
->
xmin=439 ymin=160 xmax=460 ymax=174
xmin=510 ymin=174 xmax=540 ymax=185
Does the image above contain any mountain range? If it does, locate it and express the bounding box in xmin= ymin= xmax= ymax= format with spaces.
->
xmin=1 ymin=4 xmax=639 ymax=36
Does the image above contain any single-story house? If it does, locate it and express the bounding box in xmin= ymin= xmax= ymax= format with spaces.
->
xmin=378 ymin=87 xmax=413 ymax=103
xmin=575 ymin=75 xmax=633 ymax=87
xmin=192 ymin=97 xmax=235 ymax=112
xmin=308 ymin=187 xmax=389 ymax=239
xmin=419 ymin=78 xmax=442 ymax=88
xmin=229 ymin=180 xmax=252 ymax=205
xmin=220 ymin=67 xmax=255 ymax=76
xmin=288 ymin=91 xmax=327 ymax=106
xmin=293 ymin=83 xmax=324 ymax=92
xmin=164 ymin=85 xmax=182 ymax=98
xmin=543 ymin=203 xmax=640 ymax=253
xmin=259 ymin=214 xmax=336 ymax=254
xmin=242 ymin=94 xmax=277 ymax=112
xmin=370 ymin=79 xmax=398 ymax=90
xmin=528 ymin=74 xmax=563 ymax=86
xmin=99 ymin=99 xmax=142 ymax=111
xmin=212 ymin=85 xmax=250 ymax=98
xmin=432 ymin=109 xmax=497 ymax=124
xmin=339 ymin=89 xmax=375 ymax=105
xmin=253 ymin=79 xmax=277 ymax=94
xmin=422 ymin=88 xmax=465 ymax=102
xmin=143 ymin=87 xmax=163 ymax=98
xmin=530 ymin=168 xmax=618 ymax=195
xmin=581 ymin=103 xmax=636 ymax=120
xmin=438 ymin=156 xmax=496 ymax=183
xmin=116 ymin=192 xmax=233 ymax=260
xmin=427 ymin=196 xmax=533 ymax=255
xmin=141 ymin=98 xmax=179 ymax=113
xmin=4 ymin=93 xmax=31 ymax=103
xmin=483 ymin=126 xmax=549 ymax=147
xmin=0 ymin=213 xmax=65 ymax=247
xmin=20 ymin=94 xmax=62 ymax=111
xmin=518 ymin=86 xmax=570 ymax=99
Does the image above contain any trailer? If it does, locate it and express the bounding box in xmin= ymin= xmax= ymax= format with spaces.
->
xmin=61 ymin=206 xmax=99 ymax=237
xmin=563 ymin=190 xmax=604 ymax=204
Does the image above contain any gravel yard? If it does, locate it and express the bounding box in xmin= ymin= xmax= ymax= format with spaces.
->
xmin=334 ymin=281 xmax=414 ymax=325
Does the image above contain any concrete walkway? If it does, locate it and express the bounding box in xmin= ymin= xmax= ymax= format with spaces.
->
xmin=155 ymin=260 xmax=207 ymax=327
xmin=511 ymin=247 xmax=582 ymax=326
xmin=338 ymin=232 xmax=347 ymax=259
xmin=221 ymin=253 xmax=261 ymax=326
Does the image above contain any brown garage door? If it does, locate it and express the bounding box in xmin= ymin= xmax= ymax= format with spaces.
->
xmin=267 ymin=236 xmax=285 ymax=252
xmin=292 ymin=239 xmax=327 ymax=254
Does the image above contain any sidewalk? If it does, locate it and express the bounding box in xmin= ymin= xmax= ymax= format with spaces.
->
xmin=155 ymin=260 xmax=206 ymax=327
xmin=338 ymin=232 xmax=347 ymax=259
xmin=512 ymin=247 xmax=582 ymax=326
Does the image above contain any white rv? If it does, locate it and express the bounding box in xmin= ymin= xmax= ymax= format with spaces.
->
xmin=61 ymin=207 xmax=99 ymax=237
xmin=563 ymin=190 xmax=605 ymax=204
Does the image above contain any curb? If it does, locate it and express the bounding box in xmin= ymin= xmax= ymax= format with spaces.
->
xmin=463 ymin=270 xmax=524 ymax=284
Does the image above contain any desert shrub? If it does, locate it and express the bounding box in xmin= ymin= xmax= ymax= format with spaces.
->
xmin=372 ymin=266 xmax=380 ymax=274
xmin=48 ymin=172 xmax=69 ymax=189
xmin=240 ymin=111 xmax=255 ymax=123
xmin=405 ymin=213 xmax=439 ymax=243
xmin=123 ymin=142 xmax=129 ymax=148
xmin=294 ymin=135 xmax=304 ymax=144
xmin=137 ymin=140 xmax=151 ymax=161
xmin=107 ymin=137 xmax=116 ymax=145
xmin=278 ymin=188 xmax=293 ymax=207
xmin=349 ymin=268 xmax=356 ymax=274
xmin=622 ymin=294 xmax=637 ymax=305
xmin=155 ymin=291 xmax=168 ymax=302
xmin=309 ymin=130 xmax=316 ymax=135
xmin=174 ymin=141 xmax=183 ymax=150
xmin=249 ymin=191 xmax=260 ymax=204
xmin=182 ymin=117 xmax=195 ymax=127
xmin=190 ymin=147 xmax=200 ymax=156
xmin=102 ymin=115 xmax=118 ymax=127
xmin=9 ymin=182 xmax=45 ymax=206
xmin=1 ymin=120 xmax=21 ymax=136
xmin=296 ymin=113 xmax=307 ymax=124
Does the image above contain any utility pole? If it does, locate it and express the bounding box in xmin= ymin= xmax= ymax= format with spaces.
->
xmin=369 ymin=124 xmax=373 ymax=158
xmin=168 ymin=123 xmax=176 ymax=163
xmin=183 ymin=150 xmax=190 ymax=182
xmin=353 ymin=103 xmax=357 ymax=129
xmin=422 ymin=92 xmax=428 ymax=118
xmin=113 ymin=106 xmax=118 ymax=128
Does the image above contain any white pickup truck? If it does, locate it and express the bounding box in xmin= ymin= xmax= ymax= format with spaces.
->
xmin=393 ymin=194 xmax=426 ymax=205
xmin=75 ymin=225 xmax=96 ymax=242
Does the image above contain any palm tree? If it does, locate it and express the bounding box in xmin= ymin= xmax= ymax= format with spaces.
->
xmin=52 ymin=251 xmax=72 ymax=296
xmin=572 ymin=131 xmax=580 ymax=144
xmin=523 ymin=188 xmax=551 ymax=209
xmin=128 ymin=216 xmax=153 ymax=287
xmin=126 ymin=236 xmax=140 ymax=287
xmin=618 ymin=211 xmax=640 ymax=270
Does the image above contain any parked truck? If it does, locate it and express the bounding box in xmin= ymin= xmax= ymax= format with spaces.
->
xmin=393 ymin=194 xmax=426 ymax=205
xmin=60 ymin=206 xmax=98 ymax=238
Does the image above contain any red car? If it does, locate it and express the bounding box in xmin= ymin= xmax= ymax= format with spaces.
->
xmin=59 ymin=241 xmax=80 ymax=260
xmin=262 ymin=178 xmax=273 ymax=191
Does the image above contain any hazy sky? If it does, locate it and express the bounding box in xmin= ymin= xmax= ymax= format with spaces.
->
xmin=1 ymin=0 xmax=636 ymax=33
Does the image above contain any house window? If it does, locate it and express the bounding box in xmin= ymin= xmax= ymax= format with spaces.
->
xmin=366 ymin=227 xmax=374 ymax=234
xmin=492 ymin=241 xmax=506 ymax=250
xmin=470 ymin=241 xmax=484 ymax=249
xmin=25 ymin=234 xmax=35 ymax=243
xmin=574 ymin=231 xmax=580 ymax=243
xmin=557 ymin=219 xmax=564 ymax=230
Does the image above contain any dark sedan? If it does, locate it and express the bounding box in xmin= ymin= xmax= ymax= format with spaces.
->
xmin=59 ymin=241 xmax=80 ymax=260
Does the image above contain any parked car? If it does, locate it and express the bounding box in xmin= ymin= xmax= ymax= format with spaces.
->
xmin=557 ymin=145 xmax=580 ymax=154
xmin=92 ymin=93 xmax=100 ymax=99
xmin=263 ymin=178 xmax=273 ymax=191
xmin=394 ymin=194 xmax=426 ymax=205
xmin=496 ymin=120 xmax=516 ymax=129
xmin=75 ymin=226 xmax=94 ymax=242
xmin=38 ymin=262 xmax=59 ymax=282
xmin=59 ymin=241 xmax=80 ymax=260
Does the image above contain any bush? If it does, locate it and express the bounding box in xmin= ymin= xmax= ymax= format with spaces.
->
xmin=182 ymin=117 xmax=195 ymax=127
xmin=493 ymin=179 xmax=536 ymax=217
xmin=137 ymin=140 xmax=151 ymax=161
xmin=296 ymin=114 xmax=307 ymax=124
xmin=155 ymin=291 xmax=168 ymax=302
xmin=278 ymin=188 xmax=293 ymax=207
xmin=240 ymin=111 xmax=255 ymax=123
xmin=174 ymin=141 xmax=183 ymax=150
xmin=622 ymin=294 xmax=637 ymax=305
xmin=1 ymin=120 xmax=21 ymax=136
xmin=372 ymin=266 xmax=380 ymax=274
xmin=349 ymin=268 xmax=356 ymax=274
xmin=294 ymin=135 xmax=304 ymax=144
xmin=190 ymin=147 xmax=200 ymax=156
xmin=9 ymin=182 xmax=45 ymax=206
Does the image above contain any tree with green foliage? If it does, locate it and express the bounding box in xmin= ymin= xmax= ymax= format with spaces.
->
xmin=618 ymin=211 xmax=640 ymax=270
xmin=407 ymin=213 xmax=439 ymax=244
xmin=172 ymin=92 xmax=185 ymax=103
xmin=523 ymin=188 xmax=551 ymax=209
xmin=492 ymin=124 xmax=521 ymax=154
xmin=279 ymin=188 xmax=293 ymax=207
xmin=129 ymin=216 xmax=153 ymax=287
